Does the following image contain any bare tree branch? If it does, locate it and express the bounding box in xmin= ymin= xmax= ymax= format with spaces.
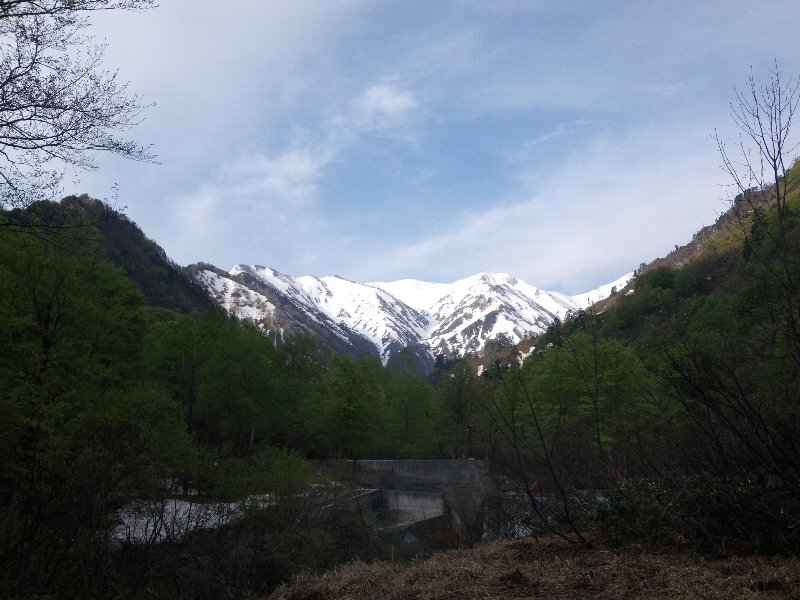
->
xmin=0 ymin=0 xmax=155 ymax=208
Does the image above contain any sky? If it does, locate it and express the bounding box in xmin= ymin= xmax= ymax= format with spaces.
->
xmin=82 ymin=0 xmax=800 ymax=294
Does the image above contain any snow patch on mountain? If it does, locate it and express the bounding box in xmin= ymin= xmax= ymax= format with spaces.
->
xmin=229 ymin=265 xmax=363 ymax=344
xmin=386 ymin=272 xmax=581 ymax=358
xmin=371 ymin=278 xmax=453 ymax=313
xmin=570 ymin=272 xmax=635 ymax=310
xmin=194 ymin=268 xmax=276 ymax=325
xmin=293 ymin=275 xmax=431 ymax=363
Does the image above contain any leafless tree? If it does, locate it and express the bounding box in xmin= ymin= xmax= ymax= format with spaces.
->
xmin=0 ymin=0 xmax=155 ymax=208
xmin=714 ymin=61 xmax=800 ymax=364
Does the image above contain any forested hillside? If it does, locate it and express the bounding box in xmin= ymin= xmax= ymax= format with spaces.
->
xmin=280 ymin=124 xmax=800 ymax=600
xmin=461 ymin=152 xmax=800 ymax=553
xmin=2 ymin=0 xmax=799 ymax=597
xmin=1 ymin=146 xmax=798 ymax=597
xmin=0 ymin=146 xmax=796 ymax=596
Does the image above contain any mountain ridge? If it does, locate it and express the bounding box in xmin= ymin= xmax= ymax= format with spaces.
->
xmin=190 ymin=263 xmax=632 ymax=368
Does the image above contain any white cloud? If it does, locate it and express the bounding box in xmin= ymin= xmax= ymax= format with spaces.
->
xmin=78 ymin=0 xmax=800 ymax=293
xmin=359 ymin=84 xmax=416 ymax=118
xmin=169 ymin=185 xmax=220 ymax=254
xmin=355 ymin=83 xmax=418 ymax=139
xmin=510 ymin=120 xmax=592 ymax=163
xmin=222 ymin=148 xmax=334 ymax=203
xmin=165 ymin=168 xmax=332 ymax=271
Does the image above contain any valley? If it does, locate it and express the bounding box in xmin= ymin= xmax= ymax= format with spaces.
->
xmin=3 ymin=160 xmax=800 ymax=597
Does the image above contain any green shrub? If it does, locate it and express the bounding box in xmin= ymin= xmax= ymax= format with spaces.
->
xmin=593 ymin=474 xmax=800 ymax=554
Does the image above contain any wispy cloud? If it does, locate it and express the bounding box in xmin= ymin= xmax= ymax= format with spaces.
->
xmin=169 ymin=185 xmax=223 ymax=258
xmin=161 ymin=76 xmax=424 ymax=264
xmin=352 ymin=82 xmax=420 ymax=143
xmin=165 ymin=167 xmax=332 ymax=271
xmin=222 ymin=148 xmax=335 ymax=203
xmin=358 ymin=85 xmax=416 ymax=120
xmin=349 ymin=122 xmax=726 ymax=291
xmin=510 ymin=120 xmax=591 ymax=163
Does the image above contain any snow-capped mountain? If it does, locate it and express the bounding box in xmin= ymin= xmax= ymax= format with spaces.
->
xmin=373 ymin=272 xmax=582 ymax=358
xmin=234 ymin=265 xmax=431 ymax=364
xmin=189 ymin=263 xmax=632 ymax=367
xmin=186 ymin=263 xmax=379 ymax=357
xmin=193 ymin=266 xmax=276 ymax=327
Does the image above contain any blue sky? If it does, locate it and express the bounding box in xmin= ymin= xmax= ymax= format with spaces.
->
xmin=84 ymin=1 xmax=800 ymax=294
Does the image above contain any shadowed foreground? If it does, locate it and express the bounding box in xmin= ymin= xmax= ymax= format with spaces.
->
xmin=270 ymin=535 xmax=800 ymax=600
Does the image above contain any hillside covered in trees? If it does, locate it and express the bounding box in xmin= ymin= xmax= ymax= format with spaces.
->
xmin=0 ymin=198 xmax=463 ymax=597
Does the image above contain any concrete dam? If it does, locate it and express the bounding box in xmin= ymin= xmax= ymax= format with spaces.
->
xmin=319 ymin=459 xmax=498 ymax=554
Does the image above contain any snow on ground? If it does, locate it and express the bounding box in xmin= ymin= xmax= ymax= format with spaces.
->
xmin=194 ymin=269 xmax=275 ymax=324
xmin=113 ymin=495 xmax=272 ymax=546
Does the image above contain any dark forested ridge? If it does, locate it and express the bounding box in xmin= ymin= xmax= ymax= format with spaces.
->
xmin=3 ymin=195 xmax=217 ymax=314
xmin=1 ymin=152 xmax=800 ymax=596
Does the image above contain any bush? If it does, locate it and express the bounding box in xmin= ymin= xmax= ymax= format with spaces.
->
xmin=636 ymin=267 xmax=675 ymax=291
xmin=674 ymin=266 xmax=700 ymax=295
xmin=593 ymin=474 xmax=800 ymax=554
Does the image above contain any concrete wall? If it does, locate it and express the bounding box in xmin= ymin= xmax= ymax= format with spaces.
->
xmin=340 ymin=459 xmax=495 ymax=494
xmin=334 ymin=459 xmax=498 ymax=534
xmin=380 ymin=489 xmax=444 ymax=526
xmin=327 ymin=488 xmax=444 ymax=530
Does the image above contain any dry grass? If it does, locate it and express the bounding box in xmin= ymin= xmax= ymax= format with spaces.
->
xmin=269 ymin=535 xmax=800 ymax=600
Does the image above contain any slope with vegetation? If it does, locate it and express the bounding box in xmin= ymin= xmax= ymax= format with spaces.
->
xmin=450 ymin=88 xmax=800 ymax=557
xmin=271 ymin=534 xmax=800 ymax=600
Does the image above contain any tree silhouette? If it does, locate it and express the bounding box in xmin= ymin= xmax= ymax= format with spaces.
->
xmin=0 ymin=0 xmax=155 ymax=207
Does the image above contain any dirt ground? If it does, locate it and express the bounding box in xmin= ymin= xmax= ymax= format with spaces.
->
xmin=269 ymin=535 xmax=800 ymax=599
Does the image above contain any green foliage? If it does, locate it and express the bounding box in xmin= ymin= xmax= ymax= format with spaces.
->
xmin=1 ymin=213 xmax=446 ymax=594
xmin=383 ymin=350 xmax=440 ymax=456
xmin=590 ymin=479 xmax=674 ymax=547
xmin=594 ymin=475 xmax=800 ymax=554
xmin=637 ymin=266 xmax=675 ymax=290
xmin=530 ymin=332 xmax=659 ymax=478
xmin=674 ymin=265 xmax=700 ymax=295
xmin=436 ymin=363 xmax=484 ymax=458
xmin=7 ymin=143 xmax=800 ymax=594
xmin=310 ymin=354 xmax=386 ymax=458
xmin=0 ymin=227 xmax=195 ymax=595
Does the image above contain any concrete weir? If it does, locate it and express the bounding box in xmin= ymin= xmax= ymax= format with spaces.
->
xmin=320 ymin=459 xmax=498 ymax=554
